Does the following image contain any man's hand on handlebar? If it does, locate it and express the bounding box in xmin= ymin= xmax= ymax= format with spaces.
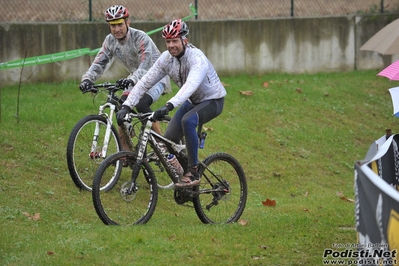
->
xmin=79 ymin=79 xmax=97 ymax=93
xmin=152 ymin=102 xmax=174 ymax=121
xmin=116 ymin=78 xmax=134 ymax=90
xmin=116 ymin=105 xmax=132 ymax=126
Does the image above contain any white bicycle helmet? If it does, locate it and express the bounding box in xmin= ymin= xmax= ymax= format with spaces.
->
xmin=104 ymin=5 xmax=129 ymax=24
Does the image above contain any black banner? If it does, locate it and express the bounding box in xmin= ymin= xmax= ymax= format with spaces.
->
xmin=355 ymin=134 xmax=399 ymax=265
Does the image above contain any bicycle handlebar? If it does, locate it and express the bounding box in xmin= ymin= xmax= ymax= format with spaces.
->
xmin=92 ymin=83 xmax=119 ymax=89
xmin=126 ymin=112 xmax=154 ymax=123
xmin=82 ymin=82 xmax=124 ymax=94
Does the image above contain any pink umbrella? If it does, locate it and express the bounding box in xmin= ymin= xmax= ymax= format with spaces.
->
xmin=377 ymin=60 xmax=399 ymax=81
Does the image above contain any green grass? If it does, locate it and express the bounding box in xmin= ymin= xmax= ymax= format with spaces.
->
xmin=0 ymin=70 xmax=397 ymax=265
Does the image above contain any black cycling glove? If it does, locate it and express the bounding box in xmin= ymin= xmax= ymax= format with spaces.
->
xmin=116 ymin=105 xmax=132 ymax=126
xmin=116 ymin=78 xmax=134 ymax=90
xmin=79 ymin=79 xmax=95 ymax=93
xmin=152 ymin=103 xmax=174 ymax=121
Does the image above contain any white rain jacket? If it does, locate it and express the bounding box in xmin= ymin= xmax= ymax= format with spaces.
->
xmin=123 ymin=43 xmax=226 ymax=108
xmin=81 ymin=27 xmax=171 ymax=92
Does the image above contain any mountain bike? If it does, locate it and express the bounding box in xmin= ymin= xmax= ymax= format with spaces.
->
xmin=91 ymin=112 xmax=247 ymax=225
xmin=66 ymin=83 xmax=173 ymax=191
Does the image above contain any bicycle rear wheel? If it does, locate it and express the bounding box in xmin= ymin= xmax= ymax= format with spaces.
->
xmin=92 ymin=151 xmax=158 ymax=225
xmin=67 ymin=114 xmax=122 ymax=191
xmin=193 ymin=153 xmax=247 ymax=224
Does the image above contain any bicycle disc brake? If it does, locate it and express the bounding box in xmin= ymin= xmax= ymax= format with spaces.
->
xmin=120 ymin=182 xmax=138 ymax=202
xmin=89 ymin=149 xmax=104 ymax=163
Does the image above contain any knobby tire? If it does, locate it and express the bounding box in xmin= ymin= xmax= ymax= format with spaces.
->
xmin=66 ymin=114 xmax=121 ymax=191
xmin=92 ymin=151 xmax=158 ymax=225
xmin=193 ymin=153 xmax=247 ymax=224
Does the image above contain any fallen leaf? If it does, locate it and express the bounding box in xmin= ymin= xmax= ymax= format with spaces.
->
xmin=273 ymin=172 xmax=280 ymax=177
xmin=262 ymin=198 xmax=276 ymax=207
xmin=251 ymin=255 xmax=263 ymax=260
xmin=324 ymin=92 xmax=329 ymax=96
xmin=336 ymin=191 xmax=354 ymax=203
xmin=263 ymin=82 xmax=269 ymax=88
xmin=238 ymin=219 xmax=249 ymax=226
xmin=340 ymin=196 xmax=355 ymax=203
xmin=47 ymin=251 xmax=54 ymax=256
xmin=221 ymin=82 xmax=229 ymax=87
xmin=303 ymin=208 xmax=309 ymax=212
xmin=259 ymin=245 xmax=267 ymax=249
xmin=295 ymin=88 xmax=303 ymax=93
xmin=32 ymin=213 xmax=41 ymax=221
xmin=290 ymin=193 xmax=296 ymax=197
xmin=203 ymin=126 xmax=213 ymax=131
xmin=23 ymin=212 xmax=41 ymax=221
xmin=303 ymin=191 xmax=308 ymax=197
xmin=239 ymin=90 xmax=253 ymax=96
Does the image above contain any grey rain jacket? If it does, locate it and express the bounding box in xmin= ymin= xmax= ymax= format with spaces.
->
xmin=81 ymin=27 xmax=171 ymax=92
xmin=123 ymin=43 xmax=226 ymax=108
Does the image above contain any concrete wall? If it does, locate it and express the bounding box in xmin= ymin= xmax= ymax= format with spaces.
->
xmin=1 ymin=14 xmax=399 ymax=85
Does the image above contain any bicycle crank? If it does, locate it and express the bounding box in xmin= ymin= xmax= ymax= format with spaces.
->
xmin=174 ymin=188 xmax=195 ymax=205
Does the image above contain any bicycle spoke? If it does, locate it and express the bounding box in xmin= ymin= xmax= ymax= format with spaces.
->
xmin=92 ymin=151 xmax=158 ymax=225
xmin=67 ymin=115 xmax=121 ymax=191
xmin=193 ymin=153 xmax=247 ymax=224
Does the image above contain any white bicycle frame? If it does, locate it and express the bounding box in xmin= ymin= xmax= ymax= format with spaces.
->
xmin=91 ymin=101 xmax=118 ymax=159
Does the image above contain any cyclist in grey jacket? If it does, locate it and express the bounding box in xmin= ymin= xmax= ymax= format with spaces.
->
xmin=118 ymin=19 xmax=226 ymax=188
xmin=79 ymin=5 xmax=171 ymax=150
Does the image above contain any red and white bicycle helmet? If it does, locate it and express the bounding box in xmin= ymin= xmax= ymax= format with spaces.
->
xmin=104 ymin=5 xmax=129 ymax=24
xmin=162 ymin=19 xmax=189 ymax=39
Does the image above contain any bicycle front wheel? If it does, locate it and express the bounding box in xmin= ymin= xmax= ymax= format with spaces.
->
xmin=193 ymin=153 xmax=247 ymax=224
xmin=92 ymin=151 xmax=158 ymax=225
xmin=66 ymin=114 xmax=122 ymax=191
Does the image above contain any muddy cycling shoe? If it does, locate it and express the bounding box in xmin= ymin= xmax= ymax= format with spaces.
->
xmin=175 ymin=170 xmax=200 ymax=188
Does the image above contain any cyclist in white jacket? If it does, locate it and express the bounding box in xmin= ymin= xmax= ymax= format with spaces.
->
xmin=117 ymin=19 xmax=226 ymax=188
xmin=79 ymin=5 xmax=171 ymax=150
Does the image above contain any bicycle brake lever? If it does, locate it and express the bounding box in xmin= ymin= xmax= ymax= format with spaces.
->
xmin=149 ymin=113 xmax=156 ymax=122
xmin=124 ymin=113 xmax=132 ymax=123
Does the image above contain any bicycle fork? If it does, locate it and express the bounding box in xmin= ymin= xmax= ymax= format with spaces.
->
xmin=90 ymin=103 xmax=116 ymax=159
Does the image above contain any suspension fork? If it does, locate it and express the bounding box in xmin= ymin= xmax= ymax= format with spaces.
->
xmin=89 ymin=103 xmax=117 ymax=158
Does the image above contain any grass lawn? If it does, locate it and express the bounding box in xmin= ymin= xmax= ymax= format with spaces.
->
xmin=0 ymin=70 xmax=397 ymax=265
